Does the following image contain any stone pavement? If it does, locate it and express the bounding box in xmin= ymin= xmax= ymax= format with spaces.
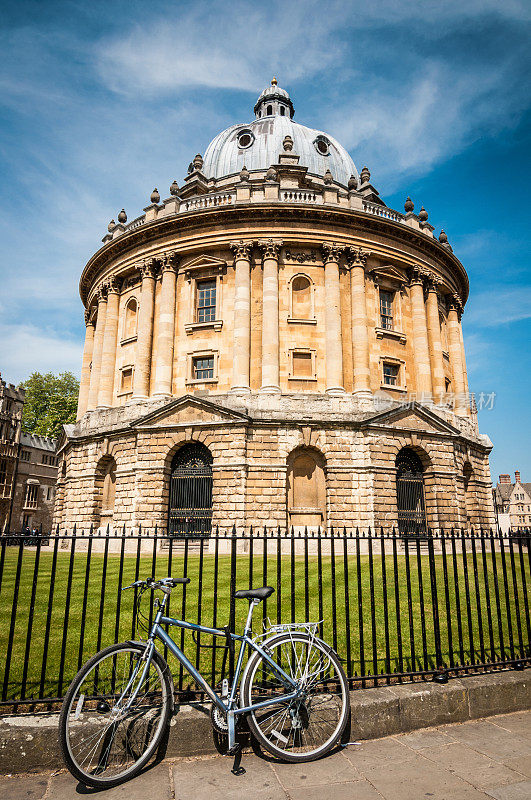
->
xmin=1 ymin=710 xmax=530 ymax=800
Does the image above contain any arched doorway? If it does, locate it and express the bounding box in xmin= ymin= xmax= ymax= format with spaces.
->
xmin=396 ymin=448 xmax=427 ymax=534
xmin=168 ymin=443 xmax=213 ymax=537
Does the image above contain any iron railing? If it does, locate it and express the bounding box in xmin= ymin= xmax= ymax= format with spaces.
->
xmin=0 ymin=526 xmax=529 ymax=709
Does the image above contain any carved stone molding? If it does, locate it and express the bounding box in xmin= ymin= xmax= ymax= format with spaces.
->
xmin=160 ymin=250 xmax=179 ymax=273
xmin=284 ymin=249 xmax=317 ymax=263
xmin=257 ymin=238 xmax=283 ymax=260
xmin=230 ymin=240 xmax=254 ymax=260
xmin=107 ymin=276 xmax=122 ymax=294
xmin=321 ymin=242 xmax=344 ymax=263
xmin=139 ymin=259 xmax=158 ymax=280
xmin=95 ymin=284 xmax=108 ymax=302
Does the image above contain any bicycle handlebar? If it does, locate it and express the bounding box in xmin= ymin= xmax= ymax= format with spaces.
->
xmin=121 ymin=577 xmax=190 ymax=592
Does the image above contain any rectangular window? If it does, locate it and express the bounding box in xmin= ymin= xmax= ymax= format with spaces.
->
xmin=383 ymin=362 xmax=400 ymax=386
xmin=292 ymin=351 xmax=313 ymax=378
xmin=193 ymin=356 xmax=214 ymax=381
xmin=380 ymin=290 xmax=393 ymax=330
xmin=20 ymin=450 xmax=31 ymax=462
xmin=121 ymin=367 xmax=133 ymax=394
xmin=25 ymin=484 xmax=38 ymax=508
xmin=196 ymin=280 xmax=216 ymax=323
xmin=0 ymin=459 xmax=6 ymax=485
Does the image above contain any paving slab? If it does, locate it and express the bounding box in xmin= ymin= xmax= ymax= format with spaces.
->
xmin=270 ymin=749 xmax=361 ymax=788
xmin=360 ymin=752 xmax=492 ymax=800
xmin=419 ymin=741 xmax=526 ymax=790
xmin=394 ymin=727 xmax=457 ymax=750
xmin=172 ymin=754 xmax=285 ymax=800
xmin=287 ymin=780 xmax=384 ymax=800
xmin=488 ymin=711 xmax=531 ymax=738
xmin=48 ymin=762 xmax=172 ymax=799
xmin=0 ymin=773 xmax=49 ymax=799
xmin=443 ymin=719 xmax=531 ymax=763
xmin=502 ymin=756 xmax=531 ymax=779
xmin=484 ymin=781 xmax=531 ymax=800
xmin=341 ymin=736 xmax=416 ymax=771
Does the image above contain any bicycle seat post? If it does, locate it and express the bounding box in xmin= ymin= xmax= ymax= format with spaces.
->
xmin=244 ymin=599 xmax=260 ymax=636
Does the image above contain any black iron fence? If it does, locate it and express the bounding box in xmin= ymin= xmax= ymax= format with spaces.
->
xmin=0 ymin=526 xmax=529 ymax=709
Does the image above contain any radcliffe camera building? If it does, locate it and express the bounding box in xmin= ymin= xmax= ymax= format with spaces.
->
xmin=53 ymin=80 xmax=496 ymax=535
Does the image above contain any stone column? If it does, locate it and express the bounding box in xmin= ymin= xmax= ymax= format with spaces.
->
xmin=77 ymin=313 xmax=95 ymax=418
xmin=230 ymin=241 xmax=253 ymax=394
xmin=258 ymin=239 xmax=282 ymax=393
xmin=409 ymin=268 xmax=432 ymax=400
xmin=87 ymin=287 xmax=107 ymax=411
xmin=459 ymin=318 xmax=470 ymax=397
xmin=425 ymin=278 xmax=445 ymax=403
xmin=322 ymin=243 xmax=345 ymax=395
xmin=132 ymin=260 xmax=157 ymax=399
xmin=448 ymin=295 xmax=466 ymax=413
xmin=153 ymin=254 xmax=178 ymax=397
xmin=98 ymin=277 xmax=121 ymax=408
xmin=347 ymin=247 xmax=371 ymax=397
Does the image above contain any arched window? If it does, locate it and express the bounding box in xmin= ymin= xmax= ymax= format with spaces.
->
xmin=124 ymin=298 xmax=137 ymax=340
xmin=168 ymin=443 xmax=213 ymax=537
xmin=291 ymin=275 xmax=312 ymax=320
xmin=287 ymin=448 xmax=326 ymax=530
xmin=280 ymin=105 xmax=285 ymax=116
xmin=267 ymin=105 xmax=272 ymax=116
xmin=396 ymin=448 xmax=426 ymax=535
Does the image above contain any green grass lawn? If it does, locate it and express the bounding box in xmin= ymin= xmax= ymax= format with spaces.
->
xmin=0 ymin=543 xmax=528 ymax=703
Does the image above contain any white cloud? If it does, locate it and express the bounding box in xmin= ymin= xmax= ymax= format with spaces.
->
xmin=0 ymin=323 xmax=83 ymax=384
xmin=465 ymin=288 xmax=531 ymax=327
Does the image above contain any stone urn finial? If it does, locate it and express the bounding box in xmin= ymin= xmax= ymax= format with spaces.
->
xmin=193 ymin=153 xmax=204 ymax=171
xmin=404 ymin=196 xmax=414 ymax=213
xmin=239 ymin=165 xmax=250 ymax=182
xmin=439 ymin=229 xmax=448 ymax=244
xmin=170 ymin=180 xmax=179 ymax=196
xmin=323 ymin=168 xmax=333 ymax=185
xmin=150 ymin=188 xmax=160 ymax=204
xmin=418 ymin=206 xmax=428 ymax=222
xmin=283 ymin=134 xmax=294 ymax=152
xmin=360 ymin=165 xmax=371 ymax=184
xmin=117 ymin=208 xmax=127 ymax=224
xmin=107 ymin=219 xmax=115 ymax=232
xmin=348 ymin=174 xmax=358 ymax=191
xmin=266 ymin=165 xmax=277 ymax=182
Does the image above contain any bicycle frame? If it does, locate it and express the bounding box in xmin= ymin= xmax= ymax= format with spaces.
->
xmin=146 ymin=594 xmax=301 ymax=750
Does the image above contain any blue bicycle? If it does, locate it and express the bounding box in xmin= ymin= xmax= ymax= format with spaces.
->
xmin=59 ymin=577 xmax=349 ymax=788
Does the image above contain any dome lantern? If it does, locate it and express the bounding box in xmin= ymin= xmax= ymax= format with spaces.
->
xmin=254 ymin=77 xmax=295 ymax=119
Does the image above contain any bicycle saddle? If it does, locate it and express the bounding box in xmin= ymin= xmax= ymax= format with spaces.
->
xmin=234 ymin=586 xmax=274 ymax=601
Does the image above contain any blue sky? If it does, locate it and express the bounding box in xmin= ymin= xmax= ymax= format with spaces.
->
xmin=0 ymin=0 xmax=530 ymax=482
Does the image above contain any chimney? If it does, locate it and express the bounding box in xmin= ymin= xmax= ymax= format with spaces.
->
xmin=515 ymin=471 xmax=521 ymax=484
xmin=499 ymin=474 xmax=511 ymax=484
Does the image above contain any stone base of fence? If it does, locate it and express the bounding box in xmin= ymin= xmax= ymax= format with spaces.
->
xmin=0 ymin=668 xmax=529 ymax=773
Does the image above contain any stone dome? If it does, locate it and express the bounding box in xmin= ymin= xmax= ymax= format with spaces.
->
xmin=202 ymin=79 xmax=358 ymax=188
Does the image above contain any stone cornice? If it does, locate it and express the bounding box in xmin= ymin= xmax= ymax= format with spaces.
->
xmin=80 ymin=205 xmax=469 ymax=306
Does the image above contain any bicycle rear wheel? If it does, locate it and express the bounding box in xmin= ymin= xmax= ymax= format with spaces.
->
xmin=241 ymin=632 xmax=349 ymax=762
xmin=58 ymin=642 xmax=172 ymax=788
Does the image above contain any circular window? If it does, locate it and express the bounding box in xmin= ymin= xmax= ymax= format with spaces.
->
xmin=237 ymin=130 xmax=254 ymax=149
xmin=314 ymin=136 xmax=330 ymax=156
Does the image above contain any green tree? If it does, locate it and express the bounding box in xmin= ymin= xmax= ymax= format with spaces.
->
xmin=19 ymin=372 xmax=79 ymax=440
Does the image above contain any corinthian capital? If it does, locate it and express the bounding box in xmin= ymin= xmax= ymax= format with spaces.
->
xmin=321 ymin=242 xmax=344 ymax=264
xmin=257 ymin=239 xmax=283 ymax=260
xmin=449 ymin=292 xmax=464 ymax=316
xmin=230 ymin=240 xmax=254 ymax=260
xmin=409 ymin=265 xmax=430 ymax=287
xmin=139 ymin=259 xmax=158 ymax=280
xmin=160 ymin=250 xmax=179 ymax=273
xmin=345 ymin=246 xmax=371 ymax=268
xmin=95 ymin=284 xmax=108 ymax=302
xmin=107 ymin=276 xmax=122 ymax=294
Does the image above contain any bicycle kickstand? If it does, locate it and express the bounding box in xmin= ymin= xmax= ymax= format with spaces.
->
xmin=230 ymin=744 xmax=245 ymax=776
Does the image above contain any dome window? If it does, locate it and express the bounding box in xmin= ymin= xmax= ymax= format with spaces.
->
xmin=280 ymin=106 xmax=285 ymax=116
xmin=237 ymin=129 xmax=254 ymax=149
xmin=267 ymin=105 xmax=273 ymax=116
xmin=314 ymin=136 xmax=330 ymax=156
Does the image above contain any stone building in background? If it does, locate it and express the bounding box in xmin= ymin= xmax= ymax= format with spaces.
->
xmin=0 ymin=374 xmax=58 ymax=533
xmin=0 ymin=374 xmax=25 ymax=533
xmin=54 ymin=79 xmax=495 ymax=535
xmin=495 ymin=471 xmax=531 ymax=533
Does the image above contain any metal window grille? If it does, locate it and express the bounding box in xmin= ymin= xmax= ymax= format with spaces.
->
xmin=380 ymin=290 xmax=393 ymax=330
xmin=383 ymin=362 xmax=399 ymax=386
xmin=193 ymin=356 xmax=214 ymax=381
xmin=196 ymin=280 xmax=216 ymax=323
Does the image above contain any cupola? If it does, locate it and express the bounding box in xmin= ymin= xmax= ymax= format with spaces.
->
xmin=254 ymin=77 xmax=295 ymax=119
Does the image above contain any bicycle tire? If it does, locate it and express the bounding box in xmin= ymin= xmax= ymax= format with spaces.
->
xmin=241 ymin=632 xmax=349 ymax=762
xmin=58 ymin=642 xmax=172 ymax=788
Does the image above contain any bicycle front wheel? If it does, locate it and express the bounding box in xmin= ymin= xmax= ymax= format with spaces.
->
xmin=58 ymin=642 xmax=172 ymax=788
xmin=241 ymin=632 xmax=349 ymax=762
